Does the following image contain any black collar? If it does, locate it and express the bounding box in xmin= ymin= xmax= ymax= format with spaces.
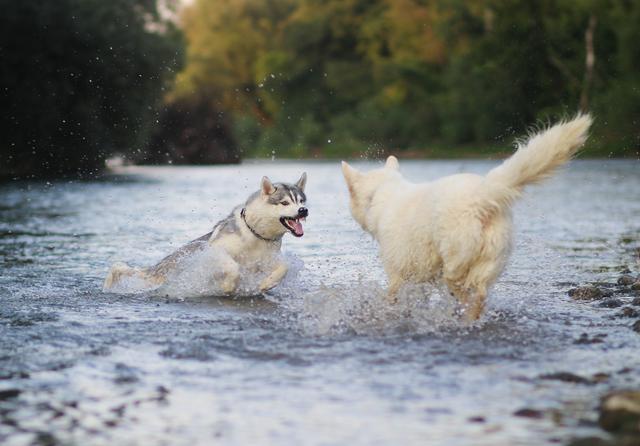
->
xmin=240 ymin=208 xmax=280 ymax=243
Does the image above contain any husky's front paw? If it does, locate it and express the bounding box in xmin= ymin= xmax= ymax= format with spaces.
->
xmin=259 ymin=263 xmax=288 ymax=293
xmin=220 ymin=274 xmax=239 ymax=295
xmin=259 ymin=280 xmax=278 ymax=293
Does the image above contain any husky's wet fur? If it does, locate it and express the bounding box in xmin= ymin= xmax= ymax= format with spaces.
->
xmin=341 ymin=114 xmax=592 ymax=321
xmin=104 ymin=173 xmax=308 ymax=294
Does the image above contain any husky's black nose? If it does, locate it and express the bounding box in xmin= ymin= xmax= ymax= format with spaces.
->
xmin=298 ymin=207 xmax=308 ymax=218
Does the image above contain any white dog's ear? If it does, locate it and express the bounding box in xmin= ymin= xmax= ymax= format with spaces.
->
xmin=385 ymin=155 xmax=399 ymax=170
xmin=341 ymin=161 xmax=359 ymax=179
xmin=261 ymin=176 xmax=276 ymax=196
xmin=341 ymin=161 xmax=360 ymax=192
xmin=295 ymin=172 xmax=307 ymax=191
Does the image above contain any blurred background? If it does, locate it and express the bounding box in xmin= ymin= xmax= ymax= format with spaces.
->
xmin=1 ymin=0 xmax=639 ymax=180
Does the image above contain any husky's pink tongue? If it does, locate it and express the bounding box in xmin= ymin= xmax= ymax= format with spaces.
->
xmin=291 ymin=219 xmax=304 ymax=237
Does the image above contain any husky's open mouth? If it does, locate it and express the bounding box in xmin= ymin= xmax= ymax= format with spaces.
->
xmin=280 ymin=216 xmax=305 ymax=237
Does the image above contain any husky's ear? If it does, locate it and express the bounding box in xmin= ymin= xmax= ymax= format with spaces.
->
xmin=385 ymin=155 xmax=399 ymax=170
xmin=261 ymin=176 xmax=276 ymax=196
xmin=295 ymin=172 xmax=307 ymax=191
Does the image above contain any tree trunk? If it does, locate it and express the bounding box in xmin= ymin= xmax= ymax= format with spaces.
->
xmin=580 ymin=14 xmax=597 ymax=112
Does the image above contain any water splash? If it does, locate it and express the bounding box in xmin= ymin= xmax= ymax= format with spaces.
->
xmin=104 ymin=246 xmax=305 ymax=299
xmin=280 ymin=281 xmax=470 ymax=336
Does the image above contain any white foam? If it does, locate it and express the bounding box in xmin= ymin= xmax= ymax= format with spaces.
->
xmin=280 ymin=281 xmax=470 ymax=336
xmin=108 ymin=245 xmax=305 ymax=299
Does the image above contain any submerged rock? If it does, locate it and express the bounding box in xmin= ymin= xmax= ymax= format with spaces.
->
xmin=0 ymin=389 xmax=21 ymax=400
xmin=617 ymin=307 xmax=640 ymax=318
xmin=598 ymin=298 xmax=624 ymax=308
xmin=574 ymin=333 xmax=606 ymax=344
xmin=569 ymin=286 xmax=604 ymax=301
xmin=566 ymin=437 xmax=610 ymax=446
xmin=631 ymin=297 xmax=640 ymax=307
xmin=617 ymin=275 xmax=636 ymax=286
xmin=599 ymin=390 xmax=640 ymax=433
xmin=566 ymin=436 xmax=640 ymax=446
xmin=539 ymin=372 xmax=592 ymax=385
xmin=513 ymin=408 xmax=544 ymax=419
xmin=632 ymin=320 xmax=640 ymax=334
xmin=467 ymin=416 xmax=486 ymax=423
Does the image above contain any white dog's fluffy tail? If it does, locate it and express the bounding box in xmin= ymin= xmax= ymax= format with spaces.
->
xmin=486 ymin=114 xmax=592 ymax=194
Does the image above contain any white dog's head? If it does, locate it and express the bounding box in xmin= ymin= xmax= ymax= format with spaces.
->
xmin=243 ymin=173 xmax=308 ymax=239
xmin=341 ymin=156 xmax=401 ymax=233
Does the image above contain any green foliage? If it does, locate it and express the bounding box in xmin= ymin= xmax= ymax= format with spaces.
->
xmin=0 ymin=0 xmax=183 ymax=179
xmin=174 ymin=0 xmax=640 ymax=158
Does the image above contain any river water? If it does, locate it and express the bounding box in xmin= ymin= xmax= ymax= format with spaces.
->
xmin=0 ymin=159 xmax=639 ymax=446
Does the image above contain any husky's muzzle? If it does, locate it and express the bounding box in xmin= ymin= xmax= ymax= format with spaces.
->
xmin=280 ymin=207 xmax=308 ymax=237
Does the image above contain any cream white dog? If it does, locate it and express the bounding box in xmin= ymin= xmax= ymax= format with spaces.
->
xmin=104 ymin=173 xmax=308 ymax=295
xmin=341 ymin=114 xmax=592 ymax=320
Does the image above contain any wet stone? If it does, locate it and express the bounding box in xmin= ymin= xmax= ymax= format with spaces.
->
xmin=631 ymin=297 xmax=640 ymax=307
xmin=598 ymin=298 xmax=624 ymax=309
xmin=617 ymin=275 xmax=636 ymax=286
xmin=592 ymin=373 xmax=611 ymax=383
xmin=631 ymin=282 xmax=640 ymax=291
xmin=617 ymin=307 xmax=639 ymax=319
xmin=566 ymin=437 xmax=610 ymax=446
xmin=113 ymin=363 xmax=139 ymax=385
xmin=539 ymin=372 xmax=592 ymax=385
xmin=574 ymin=333 xmax=606 ymax=345
xmin=0 ymin=371 xmax=29 ymax=380
xmin=468 ymin=416 xmax=486 ymax=423
xmin=513 ymin=408 xmax=544 ymax=419
xmin=599 ymin=390 xmax=640 ymax=433
xmin=0 ymin=389 xmax=21 ymax=400
xmin=33 ymin=432 xmax=58 ymax=446
xmin=569 ymin=286 xmax=604 ymax=301
xmin=632 ymin=320 xmax=640 ymax=334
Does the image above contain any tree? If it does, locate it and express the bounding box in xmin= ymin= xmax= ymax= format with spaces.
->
xmin=0 ymin=0 xmax=183 ymax=179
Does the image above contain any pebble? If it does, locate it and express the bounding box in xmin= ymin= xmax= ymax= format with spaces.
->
xmin=569 ymin=286 xmax=603 ymax=301
xmin=599 ymin=390 xmax=640 ymax=433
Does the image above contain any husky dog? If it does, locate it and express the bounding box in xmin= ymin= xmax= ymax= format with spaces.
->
xmin=104 ymin=173 xmax=308 ymax=295
xmin=341 ymin=114 xmax=592 ymax=321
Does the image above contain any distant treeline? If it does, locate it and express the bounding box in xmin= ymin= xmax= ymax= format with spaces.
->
xmin=175 ymin=0 xmax=640 ymax=158
xmin=0 ymin=0 xmax=185 ymax=179
xmin=2 ymin=1 xmax=639 ymax=180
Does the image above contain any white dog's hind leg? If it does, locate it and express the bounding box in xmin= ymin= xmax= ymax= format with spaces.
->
xmin=259 ymin=262 xmax=288 ymax=293
xmin=459 ymin=287 xmax=487 ymax=322
xmin=386 ymin=275 xmax=406 ymax=304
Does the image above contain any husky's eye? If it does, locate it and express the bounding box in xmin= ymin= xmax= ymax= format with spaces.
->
xmin=280 ymin=201 xmax=290 ymax=206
